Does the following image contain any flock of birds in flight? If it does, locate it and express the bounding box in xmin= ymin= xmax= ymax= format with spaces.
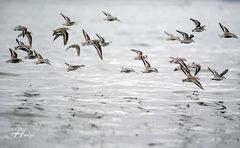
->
xmin=5 ymin=11 xmax=238 ymax=90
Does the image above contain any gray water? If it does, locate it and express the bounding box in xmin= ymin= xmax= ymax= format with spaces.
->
xmin=0 ymin=0 xmax=240 ymax=148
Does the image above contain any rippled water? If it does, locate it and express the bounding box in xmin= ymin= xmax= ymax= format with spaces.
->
xmin=0 ymin=0 xmax=240 ymax=148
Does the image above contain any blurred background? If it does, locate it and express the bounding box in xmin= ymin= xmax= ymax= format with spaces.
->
xmin=0 ymin=0 xmax=240 ymax=148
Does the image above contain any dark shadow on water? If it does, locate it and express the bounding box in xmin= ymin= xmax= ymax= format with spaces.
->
xmin=67 ymin=108 xmax=104 ymax=119
xmin=131 ymin=42 xmax=150 ymax=47
xmin=0 ymin=72 xmax=20 ymax=77
xmin=15 ymin=89 xmax=40 ymax=98
xmin=213 ymin=101 xmax=227 ymax=111
xmin=173 ymin=90 xmax=189 ymax=94
xmin=197 ymin=101 xmax=209 ymax=106
xmin=173 ymin=104 xmax=190 ymax=110
xmin=176 ymin=114 xmax=201 ymax=148
xmin=0 ymin=110 xmax=46 ymax=118
xmin=186 ymin=90 xmax=200 ymax=100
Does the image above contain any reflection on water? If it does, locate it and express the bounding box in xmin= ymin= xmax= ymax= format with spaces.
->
xmin=0 ymin=0 xmax=240 ymax=148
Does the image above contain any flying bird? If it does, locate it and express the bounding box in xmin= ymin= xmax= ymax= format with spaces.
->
xmin=92 ymin=40 xmax=103 ymax=60
xmin=176 ymin=30 xmax=195 ymax=44
xmin=14 ymin=25 xmax=27 ymax=37
xmin=66 ymin=44 xmax=80 ymax=56
xmin=164 ymin=31 xmax=180 ymax=41
xmin=18 ymin=31 xmax=33 ymax=47
xmin=60 ymin=13 xmax=77 ymax=26
xmin=34 ymin=50 xmax=51 ymax=65
xmin=15 ymin=40 xmax=36 ymax=59
xmin=102 ymin=11 xmax=120 ymax=22
xmin=190 ymin=18 xmax=206 ymax=32
xmin=131 ymin=49 xmax=147 ymax=60
xmin=189 ymin=62 xmax=201 ymax=76
xmin=140 ymin=56 xmax=158 ymax=73
xmin=170 ymin=57 xmax=204 ymax=89
xmin=95 ymin=33 xmax=112 ymax=47
xmin=6 ymin=48 xmax=23 ymax=63
xmin=120 ymin=67 xmax=136 ymax=73
xmin=65 ymin=62 xmax=84 ymax=72
xmin=219 ymin=23 xmax=238 ymax=38
xmin=53 ymin=27 xmax=69 ymax=45
xmin=81 ymin=29 xmax=94 ymax=46
xmin=208 ymin=67 xmax=229 ymax=81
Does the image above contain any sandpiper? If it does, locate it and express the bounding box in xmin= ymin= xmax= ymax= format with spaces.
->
xmin=173 ymin=65 xmax=192 ymax=72
xmin=190 ymin=18 xmax=206 ymax=32
xmin=14 ymin=25 xmax=27 ymax=37
xmin=92 ymin=40 xmax=103 ymax=60
xmin=102 ymin=11 xmax=120 ymax=22
xmin=171 ymin=58 xmax=203 ymax=89
xmin=180 ymin=66 xmax=203 ymax=90
xmin=34 ymin=50 xmax=51 ymax=65
xmin=208 ymin=67 xmax=228 ymax=81
xmin=176 ymin=30 xmax=195 ymax=44
xmin=95 ymin=33 xmax=112 ymax=47
xmin=189 ymin=62 xmax=201 ymax=76
xmin=219 ymin=23 xmax=238 ymax=38
xmin=140 ymin=56 xmax=158 ymax=73
xmin=15 ymin=38 xmax=31 ymax=49
xmin=18 ymin=31 xmax=33 ymax=47
xmin=53 ymin=27 xmax=70 ymax=33
xmin=66 ymin=44 xmax=80 ymax=56
xmin=182 ymin=75 xmax=204 ymax=90
xmin=169 ymin=57 xmax=187 ymax=63
xmin=60 ymin=13 xmax=77 ymax=26
xmin=81 ymin=29 xmax=94 ymax=46
xmin=81 ymin=30 xmax=103 ymax=60
xmin=172 ymin=58 xmax=190 ymax=76
xmin=65 ymin=62 xmax=84 ymax=72
xmin=173 ymin=64 xmax=200 ymax=74
xmin=120 ymin=67 xmax=136 ymax=73
xmin=170 ymin=57 xmax=188 ymax=72
xmin=53 ymin=27 xmax=69 ymax=45
xmin=15 ymin=41 xmax=36 ymax=59
xmin=164 ymin=31 xmax=180 ymax=41
xmin=6 ymin=48 xmax=23 ymax=63
xmin=131 ymin=49 xmax=147 ymax=60
xmin=24 ymin=50 xmax=36 ymax=59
